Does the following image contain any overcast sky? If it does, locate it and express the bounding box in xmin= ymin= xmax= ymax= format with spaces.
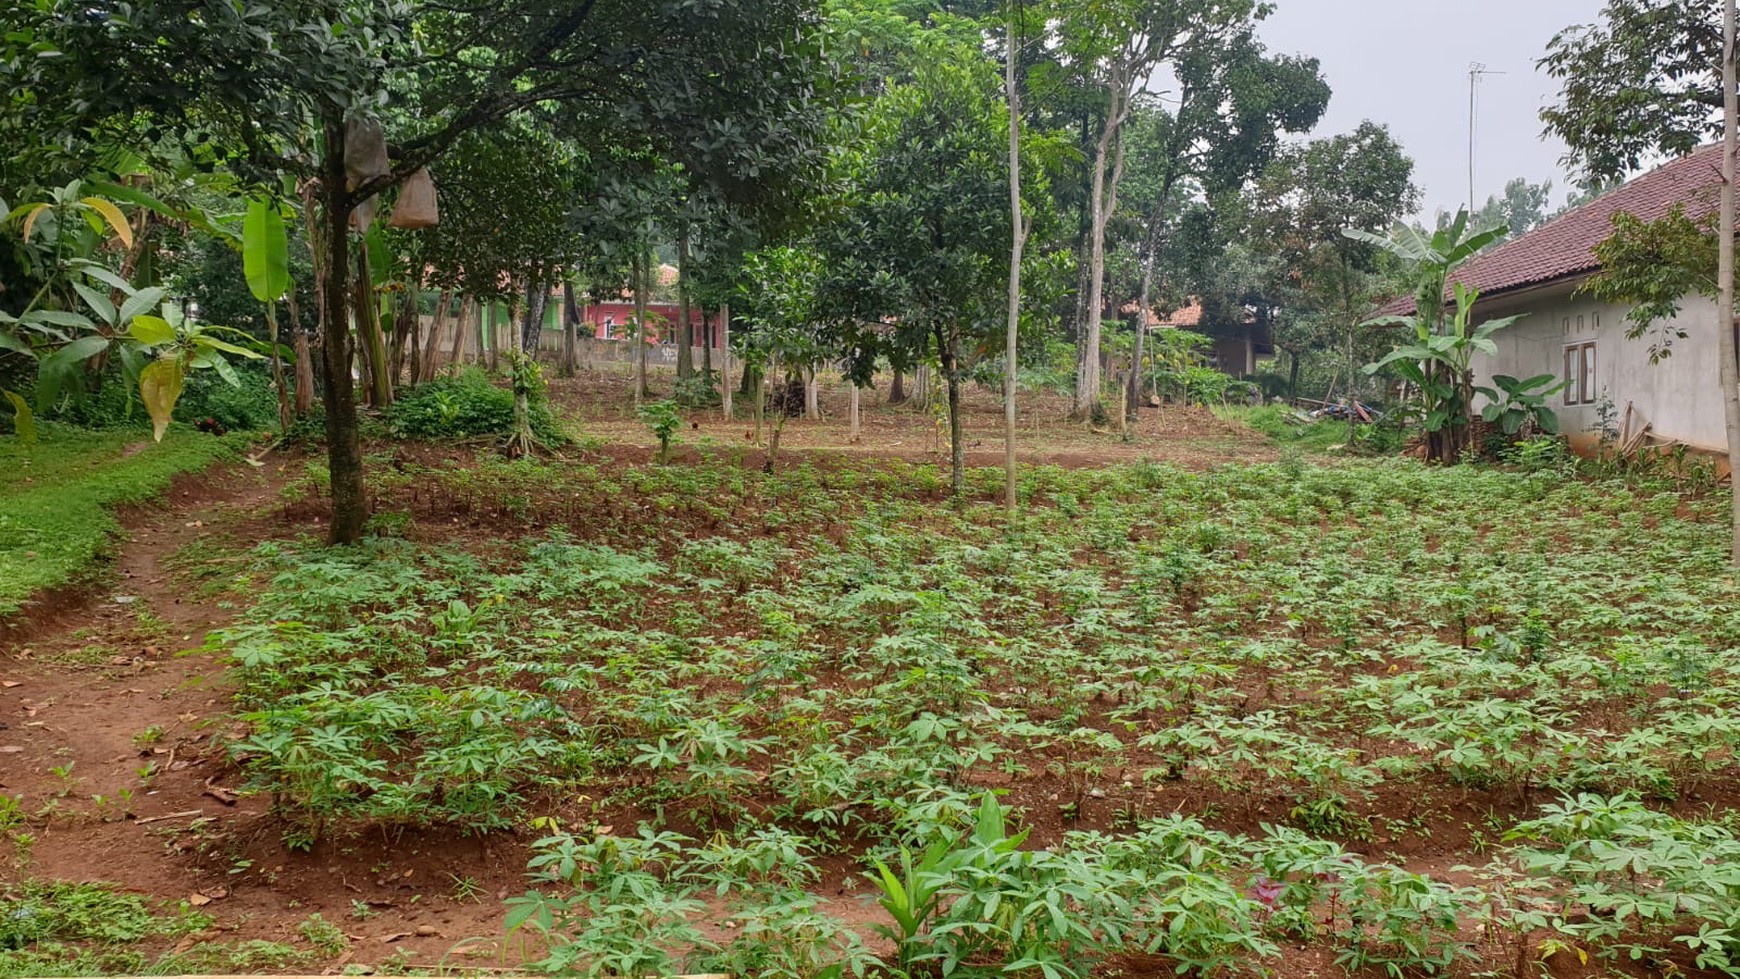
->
xmin=1255 ymin=0 xmax=1607 ymax=220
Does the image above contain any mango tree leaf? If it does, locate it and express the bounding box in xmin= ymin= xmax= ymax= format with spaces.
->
xmin=0 ymin=330 xmax=35 ymax=359
xmin=243 ymin=197 xmax=290 ymax=302
xmin=209 ymin=351 xmax=240 ymax=388
xmin=140 ymin=356 xmax=185 ymax=442
xmin=15 ymin=202 xmax=48 ymax=241
xmin=2 ymin=389 xmax=34 ymax=445
xmin=23 ymin=309 xmax=96 ymax=331
xmin=118 ymin=287 xmax=166 ymax=326
xmin=193 ymin=335 xmax=265 ymax=359
xmin=129 ymin=314 xmax=177 ymax=346
xmin=72 ymin=282 xmax=117 ymax=326
xmin=34 ymin=335 xmax=111 ymax=411
xmin=73 ymin=263 xmax=133 ymax=292
xmin=79 ymin=196 xmax=134 ymax=249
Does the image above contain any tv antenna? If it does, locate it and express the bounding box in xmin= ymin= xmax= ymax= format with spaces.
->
xmin=1469 ymin=62 xmax=1506 ymax=214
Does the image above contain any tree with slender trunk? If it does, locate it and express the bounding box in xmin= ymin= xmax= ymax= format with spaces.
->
xmin=634 ymin=249 xmax=651 ymax=402
xmin=676 ymin=234 xmax=694 ymax=382
xmin=560 ymin=280 xmax=580 ymax=378
xmin=1004 ymin=2 xmax=1027 ymax=514
xmin=1720 ymin=0 xmax=1740 ymax=563
xmin=18 ymin=0 xmax=832 ymax=543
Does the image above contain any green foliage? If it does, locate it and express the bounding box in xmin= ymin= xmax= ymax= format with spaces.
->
xmin=637 ymin=399 xmax=681 ymax=462
xmin=386 ymin=369 xmax=562 ymax=444
xmin=1539 ymin=0 xmax=1721 ymax=180
xmin=1583 ymin=204 xmax=1719 ymax=361
xmin=1355 ymin=209 xmax=1515 ymax=463
xmin=1476 ymin=373 xmax=1567 ymax=437
xmin=0 ymin=880 xmax=211 ymax=978
xmin=0 ymin=427 xmax=244 ymax=618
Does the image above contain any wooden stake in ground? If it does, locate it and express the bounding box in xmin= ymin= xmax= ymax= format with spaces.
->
xmin=1720 ymin=0 xmax=1740 ymax=565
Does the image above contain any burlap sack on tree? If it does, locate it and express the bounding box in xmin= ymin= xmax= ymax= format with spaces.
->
xmin=387 ymin=168 xmax=439 ymax=228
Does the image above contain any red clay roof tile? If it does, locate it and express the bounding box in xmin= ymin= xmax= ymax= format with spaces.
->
xmin=1379 ymin=144 xmax=1723 ymax=317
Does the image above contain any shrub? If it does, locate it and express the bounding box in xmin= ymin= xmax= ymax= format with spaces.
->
xmin=386 ymin=369 xmax=563 ymax=443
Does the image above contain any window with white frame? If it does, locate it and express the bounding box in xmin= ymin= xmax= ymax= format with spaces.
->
xmin=1563 ymin=341 xmax=1597 ymax=406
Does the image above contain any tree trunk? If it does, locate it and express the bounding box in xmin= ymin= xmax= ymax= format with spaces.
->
xmin=1287 ymin=345 xmax=1300 ymax=401
xmin=1720 ymin=0 xmax=1740 ymax=565
xmin=702 ymin=311 xmax=714 ymax=375
xmin=676 ymin=234 xmax=694 ymax=382
xmin=319 ymin=112 xmax=367 ymax=545
xmin=940 ymin=328 xmax=964 ymax=497
xmin=354 ymin=247 xmax=393 ymax=407
xmin=850 ymin=379 xmax=861 ymax=443
xmin=1005 ymin=15 xmax=1025 ymax=514
xmin=1126 ymin=260 xmax=1156 ymax=423
xmin=285 ymin=289 xmax=311 ymax=412
xmin=561 ymin=281 xmax=579 ymax=378
xmin=890 ymin=368 xmax=907 ymax=405
xmin=508 ymin=294 xmax=533 ymax=456
xmin=634 ymin=250 xmax=650 ymax=402
xmin=720 ymin=303 xmax=733 ymax=418
xmin=448 ymin=296 xmax=472 ymax=373
xmin=390 ymin=284 xmax=416 ymax=385
xmin=804 ymin=366 xmax=819 ymax=419
xmin=418 ymin=290 xmax=451 ymax=383
xmin=266 ymin=301 xmax=290 ymax=430
xmin=521 ymin=279 xmax=548 ymax=356
xmin=293 ymin=322 xmax=315 ymax=416
xmin=1074 ymin=77 xmax=1130 ymax=423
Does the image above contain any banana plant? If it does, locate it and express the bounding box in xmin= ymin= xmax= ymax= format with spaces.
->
xmin=1351 ymin=210 xmax=1519 ymax=464
xmin=1477 ymin=373 xmax=1569 ymax=436
xmin=244 ymin=197 xmax=293 ymax=428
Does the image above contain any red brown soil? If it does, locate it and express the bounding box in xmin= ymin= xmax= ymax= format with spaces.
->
xmin=0 ymin=402 xmax=1715 ymax=977
xmin=546 ymin=369 xmax=1277 ymax=469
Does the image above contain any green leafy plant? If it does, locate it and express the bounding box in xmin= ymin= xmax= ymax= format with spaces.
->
xmin=637 ymin=399 xmax=682 ymax=462
xmin=1476 ymin=373 xmax=1568 ymax=437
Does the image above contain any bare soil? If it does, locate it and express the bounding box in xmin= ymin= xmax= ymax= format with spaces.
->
xmin=0 ymin=386 xmax=1708 ymax=977
xmin=546 ymin=368 xmax=1276 ymax=470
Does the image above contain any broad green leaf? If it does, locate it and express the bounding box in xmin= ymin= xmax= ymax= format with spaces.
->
xmin=129 ymin=314 xmax=177 ymax=346
xmin=34 ymin=335 xmax=110 ymax=411
xmin=193 ymin=335 xmax=265 ymax=359
xmin=72 ymin=282 xmax=116 ymax=326
xmin=80 ymin=196 xmax=134 ymax=249
xmin=24 ymin=309 xmax=96 ymax=331
xmin=74 ymin=262 xmax=133 ymax=292
xmin=140 ymin=355 xmax=185 ymax=442
xmin=210 ymin=353 xmax=240 ymax=388
xmin=0 ymin=330 xmax=35 ymax=359
xmin=118 ymin=287 xmax=166 ymax=325
xmin=1 ymin=389 xmax=34 ymax=445
xmin=243 ymin=197 xmax=290 ymax=302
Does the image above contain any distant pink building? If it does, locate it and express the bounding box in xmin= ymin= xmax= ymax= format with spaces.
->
xmin=578 ymin=302 xmax=719 ymax=348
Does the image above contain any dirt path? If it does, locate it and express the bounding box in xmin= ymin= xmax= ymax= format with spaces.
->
xmin=0 ymin=458 xmax=530 ymax=970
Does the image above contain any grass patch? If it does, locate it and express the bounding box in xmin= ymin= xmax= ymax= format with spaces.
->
xmin=0 ymin=426 xmax=246 ymax=619
xmin=1217 ymin=403 xmax=1354 ymax=453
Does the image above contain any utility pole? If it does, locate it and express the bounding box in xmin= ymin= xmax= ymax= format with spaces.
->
xmin=1468 ymin=63 xmax=1504 ymax=214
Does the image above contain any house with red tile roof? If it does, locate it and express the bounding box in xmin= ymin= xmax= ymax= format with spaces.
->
xmin=1382 ymin=145 xmax=1726 ymax=453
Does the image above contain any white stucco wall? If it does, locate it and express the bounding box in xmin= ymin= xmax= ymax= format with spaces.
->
xmin=1470 ymin=282 xmax=1727 ymax=451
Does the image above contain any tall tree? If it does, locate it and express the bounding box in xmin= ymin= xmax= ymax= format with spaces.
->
xmin=1251 ymin=122 xmax=1419 ymax=426
xmin=1114 ymin=31 xmax=1329 ymax=418
xmin=12 ymin=0 xmax=830 ymax=544
xmin=1053 ymin=0 xmax=1274 ymax=422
